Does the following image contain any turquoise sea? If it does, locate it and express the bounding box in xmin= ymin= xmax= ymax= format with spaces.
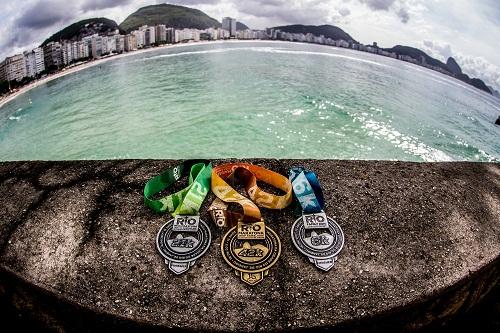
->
xmin=0 ymin=41 xmax=498 ymax=161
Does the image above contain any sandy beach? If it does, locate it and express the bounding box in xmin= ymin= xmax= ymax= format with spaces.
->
xmin=0 ymin=40 xmax=257 ymax=110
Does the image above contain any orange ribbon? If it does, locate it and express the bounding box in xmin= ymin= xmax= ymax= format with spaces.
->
xmin=209 ymin=163 xmax=292 ymax=227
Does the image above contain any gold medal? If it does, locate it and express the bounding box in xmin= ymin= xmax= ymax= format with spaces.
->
xmin=221 ymin=224 xmax=281 ymax=285
xmin=209 ymin=163 xmax=292 ymax=285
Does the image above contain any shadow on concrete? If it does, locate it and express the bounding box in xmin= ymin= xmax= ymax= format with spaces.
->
xmin=0 ymin=160 xmax=499 ymax=332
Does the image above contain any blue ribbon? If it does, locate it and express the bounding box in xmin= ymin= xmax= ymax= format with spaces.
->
xmin=289 ymin=167 xmax=324 ymax=214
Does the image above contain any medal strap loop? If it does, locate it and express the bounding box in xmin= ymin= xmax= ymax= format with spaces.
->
xmin=210 ymin=163 xmax=292 ymax=226
xmin=289 ymin=167 xmax=325 ymax=214
xmin=144 ymin=160 xmax=212 ymax=216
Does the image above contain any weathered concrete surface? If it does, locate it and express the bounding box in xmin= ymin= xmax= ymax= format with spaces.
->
xmin=0 ymin=160 xmax=499 ymax=332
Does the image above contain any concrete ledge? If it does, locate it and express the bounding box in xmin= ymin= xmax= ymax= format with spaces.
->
xmin=0 ymin=160 xmax=499 ymax=332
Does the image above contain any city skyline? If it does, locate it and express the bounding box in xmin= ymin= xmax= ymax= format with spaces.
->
xmin=1 ymin=19 xmax=493 ymax=98
xmin=0 ymin=1 xmax=499 ymax=91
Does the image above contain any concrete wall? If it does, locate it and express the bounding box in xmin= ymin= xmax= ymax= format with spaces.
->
xmin=0 ymin=160 xmax=499 ymax=332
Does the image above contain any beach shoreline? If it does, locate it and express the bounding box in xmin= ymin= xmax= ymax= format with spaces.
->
xmin=2 ymin=38 xmax=495 ymax=111
xmin=0 ymin=39 xmax=271 ymax=110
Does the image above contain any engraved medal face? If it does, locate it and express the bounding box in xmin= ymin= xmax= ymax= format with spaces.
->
xmin=156 ymin=215 xmax=211 ymax=275
xmin=221 ymin=225 xmax=281 ymax=285
xmin=291 ymin=213 xmax=344 ymax=271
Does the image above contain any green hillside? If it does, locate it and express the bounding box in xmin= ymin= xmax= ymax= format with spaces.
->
xmin=272 ymin=24 xmax=358 ymax=43
xmin=384 ymin=45 xmax=450 ymax=72
xmin=42 ymin=18 xmax=122 ymax=46
xmin=119 ymin=4 xmax=220 ymax=32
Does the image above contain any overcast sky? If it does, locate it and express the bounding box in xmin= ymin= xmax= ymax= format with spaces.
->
xmin=1 ymin=0 xmax=499 ymax=90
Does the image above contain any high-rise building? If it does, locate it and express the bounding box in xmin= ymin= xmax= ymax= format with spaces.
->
xmin=115 ymin=35 xmax=125 ymax=53
xmin=237 ymin=29 xmax=256 ymax=40
xmin=175 ymin=29 xmax=201 ymax=43
xmin=24 ymin=47 xmax=45 ymax=77
xmin=166 ymin=28 xmax=175 ymax=44
xmin=81 ymin=36 xmax=94 ymax=58
xmin=43 ymin=42 xmax=63 ymax=69
xmin=204 ymin=28 xmax=218 ymax=40
xmin=106 ymin=36 xmax=117 ymax=54
xmin=132 ymin=30 xmax=145 ymax=48
xmin=76 ymin=41 xmax=89 ymax=59
xmin=174 ymin=30 xmax=182 ymax=43
xmin=192 ymin=30 xmax=200 ymax=42
xmin=25 ymin=50 xmax=38 ymax=77
xmin=218 ymin=28 xmax=230 ymax=39
xmin=145 ymin=26 xmax=156 ymax=46
xmin=34 ymin=47 xmax=45 ymax=74
xmin=0 ymin=61 xmax=6 ymax=82
xmin=72 ymin=42 xmax=79 ymax=60
xmin=124 ymin=34 xmax=137 ymax=51
xmin=222 ymin=17 xmax=237 ymax=37
xmin=90 ymin=35 xmax=103 ymax=58
xmin=62 ymin=41 xmax=74 ymax=65
xmin=1 ymin=54 xmax=27 ymax=82
xmin=101 ymin=36 xmax=109 ymax=55
xmin=156 ymin=25 xmax=167 ymax=44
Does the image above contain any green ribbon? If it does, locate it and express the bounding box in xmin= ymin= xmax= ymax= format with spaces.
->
xmin=144 ymin=160 xmax=212 ymax=216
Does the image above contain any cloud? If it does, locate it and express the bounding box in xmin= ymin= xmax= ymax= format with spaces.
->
xmin=455 ymin=55 xmax=500 ymax=91
xmin=421 ymin=39 xmax=500 ymax=91
xmin=233 ymin=0 xmax=339 ymax=26
xmin=421 ymin=40 xmax=453 ymax=60
xmin=170 ymin=0 xmax=222 ymax=4
xmin=397 ymin=7 xmax=409 ymax=23
xmin=339 ymin=7 xmax=351 ymax=17
xmin=81 ymin=0 xmax=134 ymax=12
xmin=360 ymin=0 xmax=396 ymax=11
xmin=16 ymin=1 xmax=77 ymax=29
xmin=359 ymin=0 xmax=411 ymax=23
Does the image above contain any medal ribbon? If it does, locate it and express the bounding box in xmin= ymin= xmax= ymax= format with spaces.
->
xmin=289 ymin=167 xmax=325 ymax=214
xmin=144 ymin=160 xmax=212 ymax=216
xmin=210 ymin=163 xmax=293 ymax=226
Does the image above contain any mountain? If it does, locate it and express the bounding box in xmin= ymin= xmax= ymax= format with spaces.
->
xmin=454 ymin=73 xmax=491 ymax=94
xmin=467 ymin=77 xmax=492 ymax=94
xmin=42 ymin=18 xmax=123 ymax=46
xmin=384 ymin=45 xmax=450 ymax=73
xmin=119 ymin=4 xmax=220 ymax=32
xmin=237 ymin=22 xmax=249 ymax=30
xmin=487 ymin=85 xmax=500 ymax=98
xmin=446 ymin=58 xmax=491 ymax=94
xmin=384 ymin=46 xmax=492 ymax=94
xmin=446 ymin=57 xmax=462 ymax=75
xmin=272 ymin=24 xmax=357 ymax=43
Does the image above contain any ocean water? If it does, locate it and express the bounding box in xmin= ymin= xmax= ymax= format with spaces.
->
xmin=0 ymin=41 xmax=498 ymax=162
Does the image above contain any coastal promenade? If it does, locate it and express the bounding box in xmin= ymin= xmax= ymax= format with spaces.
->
xmin=0 ymin=159 xmax=499 ymax=331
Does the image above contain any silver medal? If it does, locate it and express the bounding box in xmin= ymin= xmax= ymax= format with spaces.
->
xmin=291 ymin=211 xmax=344 ymax=271
xmin=156 ymin=215 xmax=211 ymax=275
